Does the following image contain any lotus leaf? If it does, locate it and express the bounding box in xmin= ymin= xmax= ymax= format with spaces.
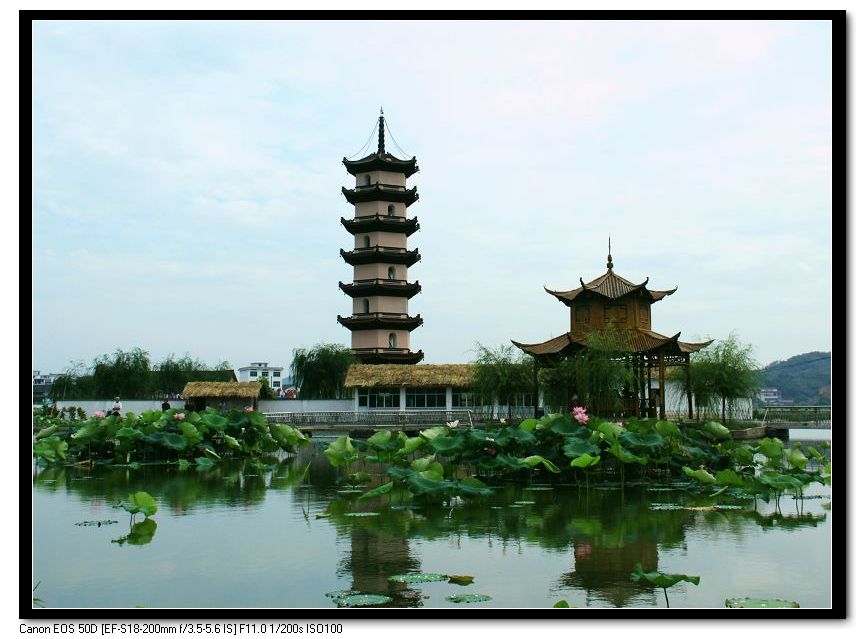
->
xmin=420 ymin=426 xmax=449 ymax=440
xmin=324 ymin=436 xmax=357 ymax=467
xmin=757 ymin=472 xmax=803 ymax=492
xmin=144 ymin=431 xmax=187 ymax=451
xmin=226 ymin=411 xmax=248 ymax=430
xmin=523 ymin=486 xmax=555 ymax=491
xmin=112 ymin=518 xmax=158 ymax=546
xmin=654 ymin=420 xmax=681 ymax=439
xmin=518 ymin=418 xmax=539 ymax=432
xmin=35 ymin=425 xmax=60 ymax=440
xmin=596 ymin=421 xmax=625 ymax=441
xmin=445 ymin=594 xmax=492 ymax=603
xmin=115 ymin=427 xmax=143 ymax=442
xmin=553 ymin=600 xmax=571 ymax=608
xmin=122 ymin=491 xmax=158 ymax=517
xmin=394 ymin=437 xmax=425 ymax=457
xmin=222 ymin=434 xmax=242 ymax=450
xmin=427 ymin=436 xmax=464 ymax=455
xmin=725 ymin=597 xmax=799 ymax=608
xmin=195 ymin=457 xmax=215 ymax=470
xmin=388 ymin=573 xmax=449 ymax=583
xmin=358 ymin=481 xmax=394 ymax=501
xmin=563 ymin=438 xmax=600 ymax=458
xmin=335 ymin=593 xmax=392 ymax=607
xmin=202 ymin=413 xmax=229 ymax=431
xmin=606 ymin=442 xmax=647 ymax=466
xmin=247 ymin=411 xmax=266 ymax=430
xmin=71 ymin=420 xmax=104 ymax=444
xmin=502 ymin=427 xmax=537 ymax=446
xmin=713 ymin=469 xmax=745 ymax=487
xmin=683 ymin=466 xmax=716 ymax=484
xmin=345 ymin=471 xmax=372 ymax=485
xmin=367 ymin=430 xmax=392 ymax=447
xmin=457 ymin=477 xmax=493 ymax=496
xmin=491 ymin=454 xmax=527 ymax=471
xmin=700 ymin=421 xmax=731 ymax=440
xmin=407 ymin=475 xmax=455 ymax=497
xmin=448 ymin=575 xmax=474 ymax=586
xmin=177 ymin=459 xmax=191 ymax=471
xmin=140 ymin=410 xmax=163 ymax=424
xmin=33 ymin=436 xmax=68 ymax=463
xmin=419 ymin=467 xmax=445 ymax=481
xmin=520 ymin=455 xmax=561 ymax=473
xmin=619 ymin=431 xmax=665 ymax=455
xmin=784 ymin=448 xmax=808 ymax=471
xmin=759 ymin=438 xmax=785 ymax=460
xmin=549 ymin=415 xmax=581 ymax=435
xmin=629 ymin=563 xmax=700 ymax=589
xmin=410 ymin=455 xmax=438 ymax=472
xmin=345 ymin=512 xmax=379 ymax=517
xmin=570 ymin=453 xmax=601 ymax=469
xmin=270 ymin=424 xmax=308 ymax=450
xmin=179 ymin=422 xmax=203 ymax=447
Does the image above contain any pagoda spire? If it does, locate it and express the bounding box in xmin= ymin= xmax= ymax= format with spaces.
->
xmin=607 ymin=236 xmax=614 ymax=271
xmin=377 ymin=108 xmax=385 ymax=155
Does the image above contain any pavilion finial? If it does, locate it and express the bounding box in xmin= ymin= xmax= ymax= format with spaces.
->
xmin=377 ymin=108 xmax=385 ymax=155
xmin=607 ymin=236 xmax=613 ymax=270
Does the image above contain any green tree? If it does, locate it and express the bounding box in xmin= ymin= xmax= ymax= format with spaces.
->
xmin=290 ymin=344 xmax=357 ymax=399
xmin=471 ymin=344 xmax=533 ymax=420
xmin=91 ymin=348 xmax=153 ymax=399
xmin=676 ymin=332 xmax=761 ymax=423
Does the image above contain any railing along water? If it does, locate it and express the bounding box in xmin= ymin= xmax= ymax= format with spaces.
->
xmin=264 ymin=409 xmax=474 ymax=429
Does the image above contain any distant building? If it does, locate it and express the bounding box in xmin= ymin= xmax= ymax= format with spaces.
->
xmin=32 ymin=370 xmax=61 ymax=403
xmin=757 ymin=388 xmax=783 ymax=405
xmin=237 ymin=362 xmax=283 ymax=392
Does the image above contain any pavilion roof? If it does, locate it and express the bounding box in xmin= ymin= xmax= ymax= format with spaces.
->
xmin=511 ymin=329 xmax=712 ymax=359
xmin=545 ymin=268 xmax=677 ymax=305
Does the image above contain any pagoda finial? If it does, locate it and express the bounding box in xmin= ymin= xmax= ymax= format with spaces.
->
xmin=607 ymin=236 xmax=614 ymax=270
xmin=377 ymin=108 xmax=385 ymax=155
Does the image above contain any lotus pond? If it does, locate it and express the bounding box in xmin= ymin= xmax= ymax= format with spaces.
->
xmin=32 ymin=429 xmax=831 ymax=609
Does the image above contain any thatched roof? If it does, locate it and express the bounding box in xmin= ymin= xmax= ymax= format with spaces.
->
xmin=344 ymin=364 xmax=475 ymax=388
xmin=182 ymin=381 xmax=260 ymax=398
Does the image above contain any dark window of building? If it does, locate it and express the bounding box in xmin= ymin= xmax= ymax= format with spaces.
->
xmin=452 ymin=389 xmax=482 ymax=407
xmin=363 ymin=235 xmax=371 ymax=248
xmin=364 ymin=174 xmax=371 ymax=186
xmin=406 ymin=388 xmax=446 ymax=408
xmin=388 ymin=333 xmax=397 ymax=348
xmin=358 ymin=387 xmax=400 ymax=408
xmin=387 ymin=204 xmax=395 ymax=216
xmin=249 ymin=371 xmax=258 ymax=378
xmin=362 ymin=298 xmax=370 ymax=314
xmin=387 ymin=266 xmax=396 ymax=280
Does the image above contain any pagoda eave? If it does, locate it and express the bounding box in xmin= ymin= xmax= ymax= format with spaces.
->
xmin=338 ymin=313 xmax=423 ymax=331
xmin=341 ymin=215 xmax=420 ymax=237
xmin=339 ymin=279 xmax=422 ymax=299
xmin=340 ymin=248 xmax=421 ymax=266
xmin=342 ymin=185 xmax=419 ymax=206
xmin=342 ymin=154 xmax=419 ymax=177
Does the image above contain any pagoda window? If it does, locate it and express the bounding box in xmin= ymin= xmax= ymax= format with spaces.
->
xmin=387 ymin=266 xmax=396 ymax=280
xmin=387 ymin=204 xmax=395 ymax=217
xmin=362 ymin=299 xmax=370 ymax=314
xmin=363 ymin=235 xmax=371 ymax=248
xmin=604 ymin=304 xmax=627 ymax=324
xmin=388 ymin=333 xmax=397 ymax=348
xmin=363 ymin=174 xmax=371 ymax=186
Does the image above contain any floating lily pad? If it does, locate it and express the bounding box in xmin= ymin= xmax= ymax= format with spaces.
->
xmin=388 ymin=573 xmax=448 ymax=584
xmin=490 ymin=506 xmax=504 ymax=510
xmin=725 ymin=597 xmax=800 ymax=608
xmin=509 ymin=504 xmax=526 ymax=508
xmin=389 ymin=505 xmax=419 ymax=511
xmin=337 ymin=489 xmax=363 ymax=495
xmin=514 ymin=500 xmax=536 ymax=505
xmin=325 ymin=589 xmax=358 ymax=600
xmin=446 ymin=594 xmax=492 ymax=603
xmin=448 ymin=575 xmax=474 ymax=586
xmin=649 ymin=503 xmax=684 ymax=511
xmin=345 ymin=512 xmax=380 ymax=517
xmin=335 ymin=593 xmax=392 ymax=607
xmin=75 ymin=520 xmax=118 ymax=527
xmin=713 ymin=504 xmax=745 ymax=510
xmin=647 ymin=487 xmax=682 ymax=492
xmin=524 ymin=486 xmax=554 ymax=491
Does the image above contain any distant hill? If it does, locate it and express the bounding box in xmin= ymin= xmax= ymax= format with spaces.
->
xmin=760 ymin=351 xmax=831 ymax=405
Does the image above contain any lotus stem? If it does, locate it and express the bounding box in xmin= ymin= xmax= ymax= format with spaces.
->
xmin=663 ymin=588 xmax=670 ymax=608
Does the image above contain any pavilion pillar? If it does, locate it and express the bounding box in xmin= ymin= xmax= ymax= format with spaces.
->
xmin=659 ymin=356 xmax=667 ymax=421
xmin=644 ymin=358 xmax=652 ymax=418
xmin=631 ymin=355 xmax=640 ymax=417
xmin=639 ymin=356 xmax=647 ymax=417
xmin=685 ymin=353 xmax=693 ymax=421
xmin=532 ymin=358 xmax=540 ymax=418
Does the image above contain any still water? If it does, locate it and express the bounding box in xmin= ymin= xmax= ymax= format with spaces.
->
xmin=32 ymin=433 xmax=831 ymax=610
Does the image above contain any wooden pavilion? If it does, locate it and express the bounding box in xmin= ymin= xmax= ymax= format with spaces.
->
xmin=181 ymin=381 xmax=261 ymax=411
xmin=512 ymin=245 xmax=711 ymax=420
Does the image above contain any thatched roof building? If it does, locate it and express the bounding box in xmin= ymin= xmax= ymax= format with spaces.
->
xmin=182 ymin=382 xmax=261 ymax=398
xmin=344 ymin=364 xmax=474 ymax=388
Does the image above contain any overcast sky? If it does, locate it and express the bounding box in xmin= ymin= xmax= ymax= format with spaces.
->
xmin=32 ymin=19 xmax=832 ymax=374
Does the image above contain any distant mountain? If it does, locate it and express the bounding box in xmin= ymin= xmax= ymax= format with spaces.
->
xmin=760 ymin=351 xmax=831 ymax=405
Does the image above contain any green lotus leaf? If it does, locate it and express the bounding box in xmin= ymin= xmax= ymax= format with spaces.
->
xmin=457 ymin=477 xmax=493 ymax=496
xmin=446 ymin=594 xmax=492 ymax=603
xmin=115 ymin=427 xmax=143 ymax=442
xmin=201 ymin=413 xmax=229 ymax=431
xmin=140 ymin=410 xmax=163 ymax=424
xmin=654 ymin=420 xmax=681 ymax=439
xmin=112 ymin=518 xmax=158 ymax=546
xmin=345 ymin=471 xmax=372 ymax=485
xmin=759 ymin=437 xmax=785 ymax=460
xmin=563 ymin=438 xmax=600 ymax=458
xmin=757 ymin=472 xmax=804 ymax=491
xmin=596 ymin=421 xmax=625 ymax=441
xmin=725 ymin=597 xmax=799 ymax=608
xmin=325 ymin=590 xmax=358 ymax=600
xmin=448 ymin=575 xmax=474 ymax=586
xmin=335 ymin=593 xmax=391 ymax=607
xmin=122 ymin=491 xmax=158 ymax=517
xmin=784 ymin=448 xmax=808 ymax=471
xmin=222 ymin=434 xmax=242 ymax=450
xmin=367 ymin=430 xmax=392 ymax=447
xmin=520 ymin=455 xmax=561 ymax=473
xmin=700 ymin=421 xmax=731 ymax=440
xmin=34 ymin=425 xmax=60 ymax=440
xmin=195 ymin=457 xmax=215 ymax=470
xmin=507 ymin=427 xmax=537 ymax=445
xmin=570 ymin=453 xmax=601 ymax=469
xmin=388 ymin=573 xmax=449 ymax=584
xmin=246 ymin=411 xmax=266 ymax=429
xmin=407 ymin=475 xmax=455 ymax=497
xmin=420 ymin=426 xmax=449 ymax=440
xmin=553 ymin=600 xmax=571 ymax=608
xmin=324 ymin=436 xmax=357 ymax=467
xmin=179 ymin=422 xmax=203 ymax=447
xmin=394 ymin=436 xmax=426 ymax=457
xmin=518 ymin=418 xmax=539 ymax=432
xmin=714 ymin=469 xmax=745 ymax=487
xmin=177 ymin=459 xmax=191 ymax=471
xmin=419 ymin=467 xmax=445 ymax=481
xmin=410 ymin=455 xmax=437 ymax=472
xmin=731 ymin=446 xmax=756 ymax=466
xmin=619 ymin=431 xmax=665 ymax=455
xmin=357 ymin=481 xmax=394 ymax=501
xmin=427 ymin=436 xmax=463 ymax=455
xmin=71 ymin=420 xmax=104 ymax=444
xmin=630 ymin=563 xmax=700 ymax=589
xmin=270 ymin=424 xmax=308 ymax=451
xmin=607 ymin=442 xmax=647 ymax=466
xmin=33 ymin=436 xmax=68 ymax=463
xmin=226 ymin=410 xmax=248 ymax=429
xmin=548 ymin=414 xmax=581 ymax=434
xmin=683 ymin=466 xmax=716 ymax=484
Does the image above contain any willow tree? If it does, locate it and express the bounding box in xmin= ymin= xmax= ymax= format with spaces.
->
xmin=537 ymin=323 xmax=635 ymax=416
xmin=290 ymin=344 xmax=357 ymax=399
xmin=673 ymin=332 xmax=761 ymax=423
xmin=471 ymin=343 xmax=533 ymax=420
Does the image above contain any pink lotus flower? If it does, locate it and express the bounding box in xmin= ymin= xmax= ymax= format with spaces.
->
xmin=571 ymin=405 xmax=589 ymax=425
xmin=173 ymin=413 xmax=186 ymax=421
xmin=244 ymin=406 xmax=254 ymax=413
xmin=93 ymin=410 xmax=105 ymax=418
xmin=615 ymin=421 xmax=624 ymax=426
